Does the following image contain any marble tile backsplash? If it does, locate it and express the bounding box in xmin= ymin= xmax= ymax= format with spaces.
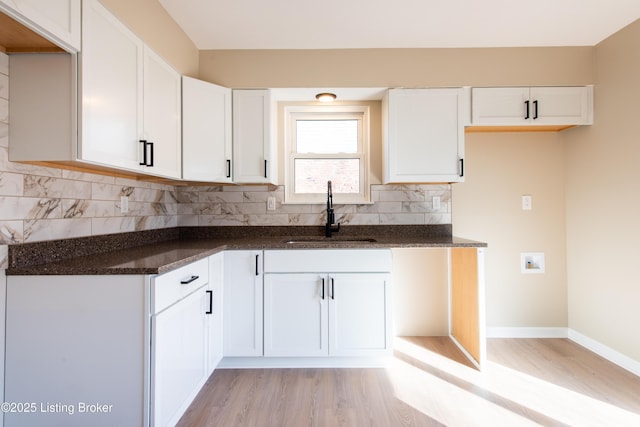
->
xmin=176 ymin=184 xmax=451 ymax=227
xmin=0 ymin=51 xmax=451 ymax=270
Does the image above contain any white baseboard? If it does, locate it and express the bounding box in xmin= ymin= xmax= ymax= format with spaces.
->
xmin=487 ymin=326 xmax=568 ymax=338
xmin=568 ymin=329 xmax=640 ymax=377
xmin=217 ymin=356 xmax=393 ymax=369
xmin=486 ymin=326 xmax=640 ymax=377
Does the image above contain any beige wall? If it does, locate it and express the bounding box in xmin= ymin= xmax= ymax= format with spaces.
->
xmin=199 ymin=47 xmax=593 ymax=88
xmin=199 ymin=47 xmax=592 ymax=333
xmin=453 ymin=132 xmax=568 ymax=328
xmin=392 ymin=248 xmax=450 ymax=336
xmin=565 ymin=20 xmax=640 ymax=361
xmin=99 ymin=0 xmax=199 ymax=76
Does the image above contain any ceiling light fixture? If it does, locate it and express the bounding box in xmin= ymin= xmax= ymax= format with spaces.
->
xmin=315 ymin=92 xmax=337 ymax=102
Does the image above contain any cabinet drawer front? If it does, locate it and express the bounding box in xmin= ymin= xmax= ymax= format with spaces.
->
xmin=264 ymin=249 xmax=392 ymax=273
xmin=152 ymin=258 xmax=209 ymax=313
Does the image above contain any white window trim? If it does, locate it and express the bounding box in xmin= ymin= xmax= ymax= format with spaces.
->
xmin=284 ymin=104 xmax=371 ymax=204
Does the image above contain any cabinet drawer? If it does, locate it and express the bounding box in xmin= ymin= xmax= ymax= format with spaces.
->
xmin=264 ymin=249 xmax=392 ymax=273
xmin=151 ymin=258 xmax=209 ymax=313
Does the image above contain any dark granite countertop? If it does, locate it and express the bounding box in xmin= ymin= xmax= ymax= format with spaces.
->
xmin=7 ymin=225 xmax=486 ymax=276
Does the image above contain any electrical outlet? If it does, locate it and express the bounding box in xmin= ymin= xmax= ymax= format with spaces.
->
xmin=522 ymin=195 xmax=532 ymax=210
xmin=120 ymin=196 xmax=129 ymax=213
xmin=267 ymin=196 xmax=276 ymax=211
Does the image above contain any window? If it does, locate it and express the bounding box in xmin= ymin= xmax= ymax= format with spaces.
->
xmin=284 ymin=105 xmax=370 ymax=204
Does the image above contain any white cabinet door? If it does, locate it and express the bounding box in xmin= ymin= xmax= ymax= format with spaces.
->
xmin=264 ymin=272 xmax=391 ymax=358
xmin=223 ymin=250 xmax=264 ymax=356
xmin=0 ymin=0 xmax=81 ymax=51
xmin=264 ymin=273 xmax=328 ymax=357
xmin=183 ymin=76 xmax=232 ymax=182
xmin=81 ymin=0 xmax=182 ymax=178
xmin=329 ymin=273 xmax=391 ymax=356
xmin=384 ymin=88 xmax=465 ymax=183
xmin=142 ymin=46 xmax=182 ymax=179
xmin=151 ymin=286 xmax=208 ymax=427
xmin=80 ymin=0 xmax=143 ymax=172
xmin=232 ymin=89 xmax=277 ymax=184
xmin=530 ymin=86 xmax=593 ymax=125
xmin=207 ymin=252 xmax=225 ymax=373
xmin=471 ymin=86 xmax=593 ymax=126
xmin=470 ymin=87 xmax=530 ymax=125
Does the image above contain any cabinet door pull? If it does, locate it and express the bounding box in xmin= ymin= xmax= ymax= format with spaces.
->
xmin=139 ymin=140 xmax=154 ymax=167
xmin=255 ymin=254 xmax=260 ymax=276
xmin=533 ymin=100 xmax=539 ymax=120
xmin=226 ymin=159 xmax=231 ymax=178
xmin=321 ymin=278 xmax=325 ymax=300
xmin=139 ymin=140 xmax=147 ymax=166
xmin=331 ymin=277 xmax=335 ymax=300
xmin=148 ymin=141 xmax=154 ymax=166
xmin=524 ymin=100 xmax=530 ymax=120
xmin=264 ymin=160 xmax=268 ymax=178
xmin=180 ymin=275 xmax=199 ymax=285
xmin=459 ymin=158 xmax=464 ymax=178
xmin=206 ymin=290 xmax=213 ymax=314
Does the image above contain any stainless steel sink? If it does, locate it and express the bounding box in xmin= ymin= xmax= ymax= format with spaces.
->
xmin=283 ymin=237 xmax=377 ymax=244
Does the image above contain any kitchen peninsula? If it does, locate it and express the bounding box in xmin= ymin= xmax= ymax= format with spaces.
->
xmin=4 ymin=225 xmax=485 ymax=427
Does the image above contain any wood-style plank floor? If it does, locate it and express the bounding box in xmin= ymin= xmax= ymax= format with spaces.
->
xmin=177 ymin=337 xmax=640 ymax=427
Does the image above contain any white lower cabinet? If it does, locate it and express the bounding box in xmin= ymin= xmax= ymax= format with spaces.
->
xmin=207 ymin=252 xmax=225 ymax=372
xmin=223 ymin=250 xmax=263 ymax=357
xmin=3 ymin=256 xmax=221 ymax=427
xmin=264 ymin=272 xmax=391 ymax=357
xmin=151 ymin=287 xmax=208 ymax=427
xmin=328 ymin=273 xmax=391 ymax=356
xmin=264 ymin=273 xmax=328 ymax=357
xmin=4 ymin=275 xmax=150 ymax=427
xmin=263 ymin=249 xmax=393 ymax=359
xmin=150 ymin=257 xmax=209 ymax=427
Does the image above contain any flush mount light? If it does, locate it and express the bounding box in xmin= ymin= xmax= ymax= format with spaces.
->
xmin=315 ymin=92 xmax=337 ymax=102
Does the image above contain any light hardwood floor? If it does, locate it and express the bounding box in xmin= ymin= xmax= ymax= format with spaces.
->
xmin=177 ymin=338 xmax=640 ymax=426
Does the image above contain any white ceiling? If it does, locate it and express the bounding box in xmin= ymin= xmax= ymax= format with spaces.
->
xmin=159 ymin=0 xmax=640 ymax=50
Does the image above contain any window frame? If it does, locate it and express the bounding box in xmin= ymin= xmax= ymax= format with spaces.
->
xmin=284 ymin=104 xmax=371 ymax=204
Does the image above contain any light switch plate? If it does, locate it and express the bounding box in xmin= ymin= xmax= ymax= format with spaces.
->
xmin=120 ymin=196 xmax=129 ymax=213
xmin=432 ymin=196 xmax=441 ymax=210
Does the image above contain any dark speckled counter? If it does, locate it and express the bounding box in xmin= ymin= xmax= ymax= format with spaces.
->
xmin=7 ymin=225 xmax=486 ymax=276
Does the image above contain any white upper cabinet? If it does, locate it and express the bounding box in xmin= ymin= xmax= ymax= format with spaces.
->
xmin=182 ymin=76 xmax=232 ymax=182
xmin=383 ymin=88 xmax=466 ymax=183
xmin=142 ymin=46 xmax=182 ymax=179
xmin=471 ymin=86 xmax=593 ymax=127
xmin=80 ymin=0 xmax=143 ymax=172
xmin=0 ymin=0 xmax=81 ymax=51
xmin=232 ymin=89 xmax=277 ymax=184
xmin=9 ymin=0 xmax=181 ymax=179
xmin=81 ymin=0 xmax=181 ymax=179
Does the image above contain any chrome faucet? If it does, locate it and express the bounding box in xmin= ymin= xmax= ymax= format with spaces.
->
xmin=325 ymin=180 xmax=340 ymax=237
